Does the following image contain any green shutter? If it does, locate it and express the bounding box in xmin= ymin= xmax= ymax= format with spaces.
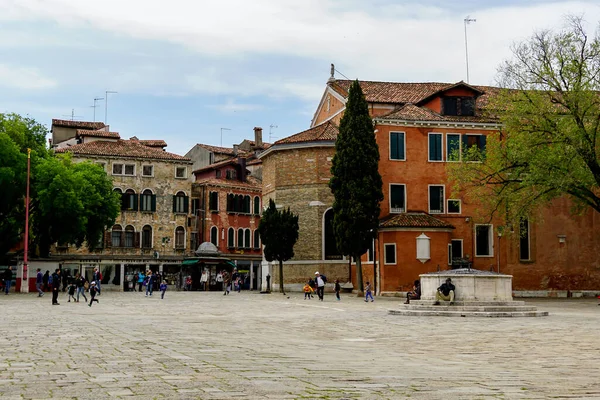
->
xmin=429 ymin=134 xmax=442 ymax=161
xmin=132 ymin=193 xmax=138 ymax=211
xmin=151 ymin=195 xmax=156 ymax=212
xmin=183 ymin=196 xmax=189 ymax=213
xmin=172 ymin=195 xmax=177 ymax=213
xmin=390 ymin=133 xmax=398 ymax=160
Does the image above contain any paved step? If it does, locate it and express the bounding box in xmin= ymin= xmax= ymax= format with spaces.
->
xmin=400 ymin=305 xmax=539 ymax=312
xmin=409 ymin=300 xmax=526 ymax=306
xmin=388 ymin=309 xmax=549 ymax=317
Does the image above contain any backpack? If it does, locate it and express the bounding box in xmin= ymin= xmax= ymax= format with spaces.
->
xmin=48 ymin=275 xmax=53 ymax=285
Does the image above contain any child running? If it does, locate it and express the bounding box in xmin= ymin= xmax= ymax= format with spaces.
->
xmin=160 ymin=280 xmax=167 ymax=299
xmin=365 ymin=281 xmax=374 ymax=302
xmin=303 ymin=282 xmax=313 ymax=300
xmin=88 ymin=281 xmax=99 ymax=307
xmin=67 ymin=281 xmax=77 ymax=303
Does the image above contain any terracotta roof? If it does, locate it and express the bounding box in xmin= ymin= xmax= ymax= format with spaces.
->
xmin=275 ymin=121 xmax=339 ymax=145
xmin=246 ymin=158 xmax=262 ymax=166
xmin=52 ymin=119 xmax=106 ymax=130
xmin=55 ymin=139 xmax=190 ymax=162
xmin=138 ymin=140 xmax=167 ymax=148
xmin=331 ymin=80 xmax=497 ymax=105
xmin=379 ymin=212 xmax=455 ymax=229
xmin=195 ymin=144 xmax=236 ymax=155
xmin=244 ymin=140 xmax=273 ymax=149
xmin=193 ymin=175 xmax=262 ymax=190
xmin=192 ymin=157 xmax=255 ymax=174
xmin=378 ymin=104 xmax=498 ymax=124
xmin=76 ymin=129 xmax=121 ymax=139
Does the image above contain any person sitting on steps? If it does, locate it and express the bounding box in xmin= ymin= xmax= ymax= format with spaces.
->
xmin=404 ymin=279 xmax=421 ymax=304
xmin=434 ymin=278 xmax=455 ymax=305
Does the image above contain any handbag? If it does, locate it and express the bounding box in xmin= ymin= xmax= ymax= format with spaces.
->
xmin=84 ymin=281 xmax=90 ymax=290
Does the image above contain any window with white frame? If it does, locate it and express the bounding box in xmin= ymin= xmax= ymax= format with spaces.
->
xmin=253 ymin=229 xmax=260 ymax=249
xmin=367 ymin=239 xmax=374 ymax=262
xmin=112 ymin=163 xmax=135 ymax=176
xmin=462 ymin=134 xmax=487 ymax=160
xmin=446 ymin=133 xmax=461 ymax=161
xmin=448 ymin=239 xmax=463 ymax=265
xmin=124 ymin=164 xmax=135 ymax=176
xmin=390 ymin=184 xmax=406 ymax=213
xmin=175 ymin=226 xmax=185 ymax=249
xmin=519 ymin=219 xmax=530 ymax=261
xmin=142 ymin=165 xmax=154 ymax=177
xmin=244 ymin=229 xmax=251 ymax=249
xmin=228 ymin=227 xmax=235 ymax=248
xmin=428 ymin=185 xmax=444 ymax=214
xmin=210 ymin=226 xmax=218 ymax=247
xmin=390 ymin=132 xmax=406 ymax=161
xmin=475 ymin=224 xmax=493 ymax=257
xmin=447 ymin=199 xmax=461 ymax=214
xmin=175 ymin=166 xmax=187 ymax=179
xmin=140 ymin=189 xmax=156 ymax=212
xmin=142 ymin=225 xmax=152 ymax=249
xmin=428 ymin=133 xmax=443 ymax=161
xmin=384 ymin=243 xmax=396 ymax=265
xmin=237 ymin=228 xmax=244 ymax=249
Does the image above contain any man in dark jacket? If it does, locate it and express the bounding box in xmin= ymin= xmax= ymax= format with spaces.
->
xmin=405 ymin=279 xmax=421 ymax=304
xmin=36 ymin=268 xmax=44 ymax=297
xmin=434 ymin=278 xmax=455 ymax=305
xmin=51 ymin=269 xmax=61 ymax=305
xmin=3 ymin=266 xmax=13 ymax=295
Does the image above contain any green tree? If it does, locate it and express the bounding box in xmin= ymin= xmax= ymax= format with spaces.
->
xmin=258 ymin=199 xmax=299 ymax=295
xmin=449 ymin=17 xmax=600 ymax=222
xmin=329 ymin=80 xmax=383 ymax=295
xmin=33 ymin=155 xmax=120 ymax=256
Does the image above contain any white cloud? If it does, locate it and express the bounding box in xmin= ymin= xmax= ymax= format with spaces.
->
xmin=0 ymin=64 xmax=57 ymax=89
xmin=207 ymin=98 xmax=264 ymax=113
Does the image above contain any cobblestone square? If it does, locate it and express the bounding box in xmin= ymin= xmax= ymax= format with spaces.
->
xmin=1 ymin=291 xmax=599 ymax=399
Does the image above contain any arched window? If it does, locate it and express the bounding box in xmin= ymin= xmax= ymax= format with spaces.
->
xmin=228 ymin=227 xmax=235 ymax=248
xmin=175 ymin=226 xmax=185 ymax=249
xmin=323 ymin=209 xmax=342 ymax=260
xmin=253 ymin=229 xmax=260 ymax=249
xmin=237 ymin=228 xmax=244 ymax=248
xmin=210 ymin=226 xmax=218 ymax=246
xmin=244 ymin=229 xmax=250 ymax=249
xmin=173 ymin=191 xmax=189 ymax=214
xmin=140 ymin=189 xmax=156 ymax=212
xmin=112 ymin=224 xmax=122 ymax=247
xmin=253 ymin=196 xmax=260 ymax=215
xmin=122 ymin=189 xmax=137 ymax=211
xmin=227 ymin=193 xmax=234 ymax=212
xmin=124 ymin=225 xmax=135 ymax=248
xmin=142 ymin=225 xmax=152 ymax=249
xmin=244 ymin=195 xmax=251 ymax=213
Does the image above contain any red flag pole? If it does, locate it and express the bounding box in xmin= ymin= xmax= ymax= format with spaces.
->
xmin=22 ymin=148 xmax=31 ymax=292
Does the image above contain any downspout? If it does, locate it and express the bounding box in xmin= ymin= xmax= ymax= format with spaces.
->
xmin=201 ymin=185 xmax=206 ymax=244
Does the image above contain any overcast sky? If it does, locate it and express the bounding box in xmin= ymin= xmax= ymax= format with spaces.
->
xmin=1 ymin=0 xmax=599 ymax=154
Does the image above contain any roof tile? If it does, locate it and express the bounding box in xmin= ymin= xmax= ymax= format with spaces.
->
xmin=275 ymin=121 xmax=339 ymax=145
xmin=379 ymin=212 xmax=455 ymax=229
xmin=76 ymin=129 xmax=121 ymax=139
xmin=52 ymin=119 xmax=106 ymax=130
xmin=55 ymin=139 xmax=190 ymax=162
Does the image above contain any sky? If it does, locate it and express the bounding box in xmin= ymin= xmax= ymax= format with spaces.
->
xmin=1 ymin=0 xmax=599 ymax=155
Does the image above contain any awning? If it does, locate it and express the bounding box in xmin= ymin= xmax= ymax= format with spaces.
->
xmin=182 ymin=259 xmax=199 ymax=266
xmin=225 ymin=260 xmax=237 ymax=268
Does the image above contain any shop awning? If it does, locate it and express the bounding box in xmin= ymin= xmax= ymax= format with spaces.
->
xmin=182 ymin=259 xmax=199 ymax=266
xmin=226 ymin=260 xmax=237 ymax=268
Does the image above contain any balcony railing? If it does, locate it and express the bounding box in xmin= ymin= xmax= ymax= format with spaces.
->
xmin=390 ymin=207 xmax=405 ymax=213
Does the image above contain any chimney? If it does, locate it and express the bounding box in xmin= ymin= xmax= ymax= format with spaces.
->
xmin=233 ymin=144 xmax=239 ymax=156
xmin=254 ymin=127 xmax=263 ymax=148
xmin=238 ymin=158 xmax=247 ymax=182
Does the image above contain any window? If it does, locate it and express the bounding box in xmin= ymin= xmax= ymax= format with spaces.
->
xmin=226 ymin=193 xmax=250 ymax=213
xmin=124 ymin=225 xmax=135 ymax=248
xmin=442 ymin=96 xmax=475 ymax=116
xmin=323 ymin=208 xmax=342 ymax=260
xmin=124 ymin=164 xmax=135 ymax=176
xmin=142 ymin=225 xmax=152 ymax=249
xmin=140 ymin=189 xmax=156 ymax=212
xmin=210 ymin=226 xmax=218 ymax=247
xmin=228 ymin=227 xmax=235 ymax=248
xmin=446 ymin=133 xmax=461 ymax=162
xmin=173 ymin=191 xmax=189 ymax=214
xmin=253 ymin=196 xmax=260 ymax=215
xmin=428 ymin=185 xmax=444 ymax=214
xmin=390 ymin=132 xmax=406 ymax=161
xmin=428 ymin=133 xmax=443 ymax=161
xmin=209 ymin=192 xmax=219 ymax=211
xmin=448 ymin=239 xmax=463 ymax=265
xmin=225 ymin=169 xmax=237 ymax=180
xmin=175 ymin=226 xmax=185 ymax=249
xmin=112 ymin=163 xmax=135 ymax=176
xmin=390 ymin=184 xmax=406 ymax=213
xmin=142 ymin=165 xmax=154 ymax=177
xmin=519 ymin=219 xmax=530 ymax=261
xmin=244 ymin=195 xmax=251 ymax=213
xmin=191 ymin=198 xmax=200 ymax=215
xmin=367 ymin=240 xmax=374 ymax=262
xmin=209 ymin=152 xmax=215 ymax=164
xmin=112 ymin=163 xmax=123 ymax=175
xmin=244 ymin=229 xmax=251 ymax=249
xmin=253 ymin=230 xmax=260 ymax=249
xmin=462 ymin=134 xmax=487 ymax=159
xmin=237 ymin=228 xmax=244 ymax=248
xmin=447 ymin=199 xmax=461 ymax=214
xmin=384 ymin=243 xmax=396 ymax=265
xmin=112 ymin=225 xmax=122 ymax=247
xmin=175 ymin=167 xmax=187 ymax=179
xmin=122 ymin=189 xmax=138 ymax=211
xmin=475 ymin=224 xmax=493 ymax=257
xmin=215 ymin=170 xmax=221 ymax=179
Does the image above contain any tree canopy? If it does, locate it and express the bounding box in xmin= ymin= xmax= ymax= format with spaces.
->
xmin=329 ymin=80 xmax=383 ymax=293
xmin=258 ymin=198 xmax=299 ymax=294
xmin=449 ymin=17 xmax=600 ymax=223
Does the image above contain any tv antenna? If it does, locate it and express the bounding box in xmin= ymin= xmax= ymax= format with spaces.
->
xmin=269 ymin=124 xmax=278 ymax=142
xmin=90 ymin=97 xmax=104 ymax=122
xmin=62 ymin=109 xmax=83 ymax=121
xmin=464 ymin=15 xmax=476 ymax=83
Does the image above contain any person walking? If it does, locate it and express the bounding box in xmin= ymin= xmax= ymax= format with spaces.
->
xmin=145 ymin=271 xmax=154 ymax=297
xmin=92 ymin=268 xmax=102 ymax=295
xmin=315 ymin=272 xmax=325 ymax=301
xmin=51 ymin=269 xmax=61 ymax=305
xmin=160 ymin=281 xmax=167 ymax=299
xmin=88 ymin=281 xmax=99 ymax=307
xmin=334 ymin=279 xmax=341 ymax=301
xmin=364 ymin=281 xmax=374 ymax=302
xmin=200 ymin=269 xmax=208 ymax=291
xmin=3 ymin=266 xmax=12 ymax=295
xmin=222 ymin=270 xmax=231 ymax=295
xmin=76 ymin=273 xmax=88 ymax=303
xmin=42 ymin=270 xmax=50 ymax=292
xmin=35 ymin=268 xmax=44 ymax=297
xmin=67 ymin=281 xmax=77 ymax=303
xmin=137 ymin=271 xmax=145 ymax=292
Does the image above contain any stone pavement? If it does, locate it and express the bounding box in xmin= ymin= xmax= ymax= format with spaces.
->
xmin=1 ymin=291 xmax=599 ymax=399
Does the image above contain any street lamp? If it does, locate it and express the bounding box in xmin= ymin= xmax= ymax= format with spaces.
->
xmin=464 ymin=15 xmax=476 ymax=83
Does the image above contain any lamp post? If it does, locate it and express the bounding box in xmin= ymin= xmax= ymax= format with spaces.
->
xmin=21 ymin=148 xmax=31 ymax=293
xmin=464 ymin=15 xmax=476 ymax=83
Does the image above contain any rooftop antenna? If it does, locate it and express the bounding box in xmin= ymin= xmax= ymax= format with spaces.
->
xmin=104 ymin=90 xmax=118 ymax=126
xmin=62 ymin=109 xmax=83 ymax=121
xmin=269 ymin=124 xmax=278 ymax=142
xmin=91 ymin=97 xmax=104 ymax=122
xmin=464 ymin=15 xmax=476 ymax=83
xmin=220 ymin=127 xmax=231 ymax=147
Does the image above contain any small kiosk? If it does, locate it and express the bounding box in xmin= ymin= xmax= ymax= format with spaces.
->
xmin=182 ymin=242 xmax=236 ymax=291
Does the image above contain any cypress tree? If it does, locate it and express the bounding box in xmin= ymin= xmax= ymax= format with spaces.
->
xmin=329 ymin=80 xmax=383 ymax=295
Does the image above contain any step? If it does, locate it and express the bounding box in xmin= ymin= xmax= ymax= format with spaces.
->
xmin=399 ymin=305 xmax=539 ymax=312
xmin=409 ymin=300 xmax=526 ymax=307
xmin=388 ymin=309 xmax=549 ymax=317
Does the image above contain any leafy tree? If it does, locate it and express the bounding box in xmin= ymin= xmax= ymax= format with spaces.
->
xmin=33 ymin=155 xmax=120 ymax=257
xmin=329 ymin=80 xmax=383 ymax=295
xmin=258 ymin=199 xmax=299 ymax=295
xmin=449 ymin=17 xmax=600 ymax=222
